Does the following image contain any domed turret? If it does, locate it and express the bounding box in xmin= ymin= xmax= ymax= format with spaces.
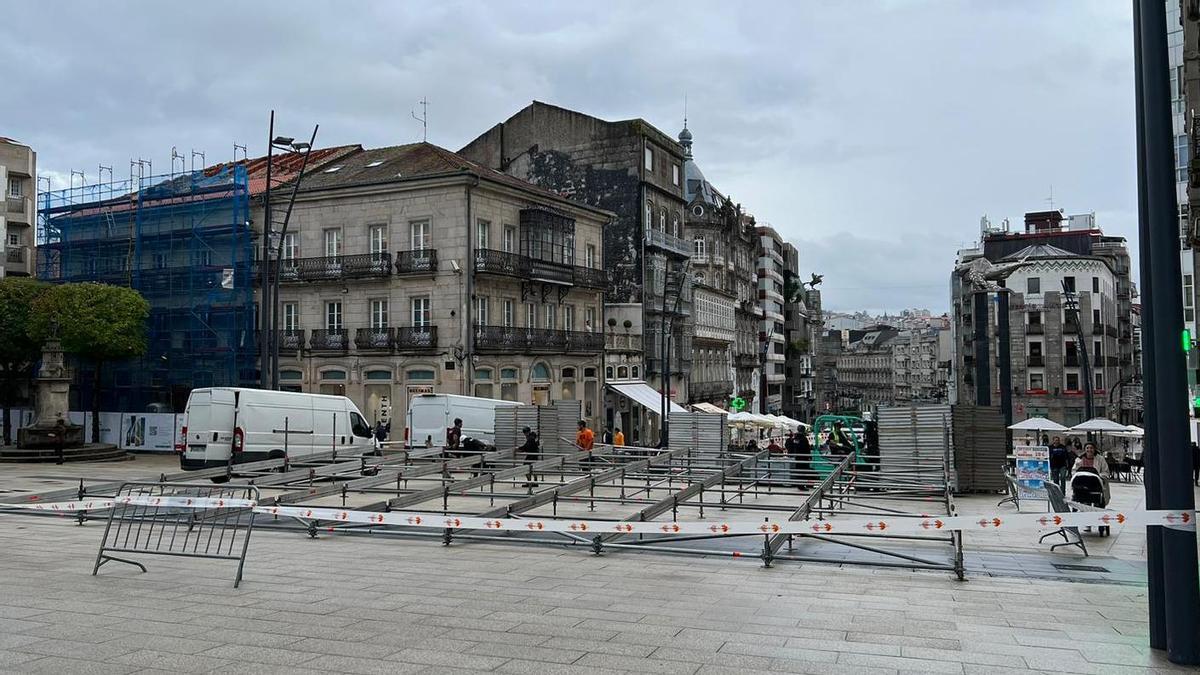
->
xmin=678 ymin=124 xmax=693 ymax=159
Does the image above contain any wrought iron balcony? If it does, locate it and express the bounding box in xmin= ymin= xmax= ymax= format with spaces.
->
xmin=395 ymin=249 xmax=438 ymax=275
xmin=572 ymin=265 xmax=607 ymax=289
xmin=310 ymin=329 xmax=349 ymax=351
xmin=5 ymin=246 xmax=26 ymax=263
xmin=355 ymin=327 xmax=395 ymax=351
xmin=279 ymin=253 xmax=392 ymax=283
xmin=396 ymin=325 xmax=438 ymax=350
xmin=474 ymin=249 xmax=528 ymax=278
xmin=691 ymin=380 xmax=733 ymax=399
xmin=1064 ymin=354 xmax=1081 ymax=367
xmin=1026 ymin=323 xmax=1044 ymax=334
xmin=277 ymin=329 xmax=305 ymax=351
xmin=645 ymin=228 xmax=690 ymax=257
xmin=473 ymin=325 xmax=599 ymax=353
xmin=1028 ymin=355 xmax=1044 ymax=367
xmin=566 ymin=330 xmax=604 ymax=354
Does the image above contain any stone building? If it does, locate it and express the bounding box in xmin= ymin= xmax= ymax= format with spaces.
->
xmin=835 ymin=326 xmax=900 ymax=410
xmin=951 ymin=211 xmax=1138 ymax=425
xmin=677 ymin=123 xmax=756 ymax=409
xmin=0 ymin=137 xmax=35 ymax=277
xmin=756 ymin=225 xmax=788 ymax=413
xmin=271 ymin=142 xmax=610 ymax=428
xmin=782 ymin=242 xmax=819 ymax=422
xmin=459 ymin=101 xmax=691 ymax=441
xmin=891 ymin=327 xmax=948 ymax=404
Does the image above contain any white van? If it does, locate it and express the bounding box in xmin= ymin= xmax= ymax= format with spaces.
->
xmin=178 ymin=387 xmax=377 ymax=470
xmin=405 ymin=393 xmax=522 ymax=448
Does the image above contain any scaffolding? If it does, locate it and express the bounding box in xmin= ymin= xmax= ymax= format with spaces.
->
xmin=36 ymin=165 xmax=254 ymax=411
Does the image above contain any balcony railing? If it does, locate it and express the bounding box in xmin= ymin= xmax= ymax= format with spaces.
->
xmin=1026 ymin=323 xmax=1044 ymax=334
xmin=6 ymin=196 xmax=28 ymax=216
xmin=691 ymin=380 xmax=734 ymax=399
xmin=278 ymin=329 xmax=305 ymax=351
xmin=528 ymin=258 xmax=574 ymax=284
xmin=279 ymin=253 xmax=392 ymax=283
xmin=573 ymin=265 xmax=607 ymax=289
xmin=1028 ymin=355 xmax=1044 ymax=367
xmin=355 ymin=327 xmax=395 ymax=351
xmin=396 ymin=325 xmax=438 ymax=350
xmin=5 ymin=246 xmax=26 ymax=264
xmin=395 ymin=249 xmax=438 ymax=274
xmin=644 ymin=228 xmax=690 ymax=257
xmin=1065 ymin=354 xmax=1081 ymax=367
xmin=310 ymin=329 xmax=349 ymax=351
xmin=474 ymin=325 xmax=603 ymax=354
xmin=475 ymin=249 xmax=529 ymax=278
xmin=735 ymin=353 xmax=759 ymax=367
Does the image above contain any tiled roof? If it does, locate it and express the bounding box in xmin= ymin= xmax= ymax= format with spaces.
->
xmin=204 ymin=145 xmax=360 ymax=196
xmin=298 ymin=142 xmax=611 ymax=216
xmin=1003 ymin=243 xmax=1078 ymax=260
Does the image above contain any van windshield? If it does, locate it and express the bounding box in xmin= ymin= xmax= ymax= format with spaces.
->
xmin=349 ymin=412 xmax=372 ymax=438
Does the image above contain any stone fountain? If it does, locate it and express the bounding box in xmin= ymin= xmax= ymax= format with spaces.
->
xmin=5 ymin=332 xmax=122 ymax=462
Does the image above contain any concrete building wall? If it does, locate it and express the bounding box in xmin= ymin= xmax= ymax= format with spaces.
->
xmin=0 ymin=138 xmax=36 ymax=277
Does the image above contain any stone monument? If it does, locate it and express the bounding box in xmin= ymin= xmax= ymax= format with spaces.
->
xmin=17 ymin=330 xmax=84 ymax=449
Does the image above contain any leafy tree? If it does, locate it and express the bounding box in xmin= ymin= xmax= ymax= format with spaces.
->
xmin=0 ymin=278 xmax=48 ymax=445
xmin=30 ymin=283 xmax=149 ymax=443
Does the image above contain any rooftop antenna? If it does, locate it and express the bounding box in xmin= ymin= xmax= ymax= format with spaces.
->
xmin=233 ymin=143 xmax=247 ymax=164
xmin=411 ymin=97 xmax=428 ymax=142
xmin=1046 ymin=184 xmax=1055 ymax=211
xmin=170 ymin=146 xmax=185 ymax=178
xmin=683 ymin=92 xmax=688 ymax=128
xmin=191 ymin=149 xmax=206 ymax=173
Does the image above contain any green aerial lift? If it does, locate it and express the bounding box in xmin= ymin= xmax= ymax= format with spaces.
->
xmin=810 ymin=414 xmax=868 ymax=478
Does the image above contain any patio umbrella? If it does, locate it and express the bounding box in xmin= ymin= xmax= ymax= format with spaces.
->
xmin=1070 ymin=418 xmax=1130 ymax=433
xmin=1008 ymin=417 xmax=1068 ymax=432
xmin=1123 ymin=425 xmax=1145 ymax=436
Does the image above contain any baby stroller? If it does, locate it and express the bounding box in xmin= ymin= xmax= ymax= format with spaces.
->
xmin=1070 ymin=469 xmax=1110 ymax=536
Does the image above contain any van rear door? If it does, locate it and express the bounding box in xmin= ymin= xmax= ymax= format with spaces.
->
xmin=185 ymin=388 xmax=236 ymax=464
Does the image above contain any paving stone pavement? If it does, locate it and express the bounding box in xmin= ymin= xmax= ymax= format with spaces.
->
xmin=0 ymin=507 xmax=1196 ymax=675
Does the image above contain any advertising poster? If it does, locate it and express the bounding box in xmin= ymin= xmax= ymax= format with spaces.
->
xmin=1014 ymin=445 xmax=1051 ymax=499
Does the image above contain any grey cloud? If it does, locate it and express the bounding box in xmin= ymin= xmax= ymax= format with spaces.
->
xmin=0 ymin=1 xmax=1140 ymax=313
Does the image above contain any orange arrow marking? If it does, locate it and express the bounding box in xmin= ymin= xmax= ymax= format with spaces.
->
xmin=407 ymin=516 xmax=423 ymax=525
xmin=614 ymin=523 xmax=634 ymax=532
xmin=811 ymin=523 xmax=833 ymax=532
xmin=709 ymin=524 xmax=730 ymax=533
xmin=660 ymin=523 xmax=681 ymax=533
xmin=526 ymin=522 xmax=544 ymax=530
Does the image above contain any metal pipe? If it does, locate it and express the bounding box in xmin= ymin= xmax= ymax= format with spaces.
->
xmin=1136 ymin=0 xmax=1200 ymax=663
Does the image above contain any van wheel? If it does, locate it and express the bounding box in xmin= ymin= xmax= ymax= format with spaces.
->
xmin=210 ymin=475 xmax=230 ymax=484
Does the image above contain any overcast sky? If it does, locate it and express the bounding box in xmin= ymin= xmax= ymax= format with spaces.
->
xmin=2 ymin=1 xmax=1138 ymax=313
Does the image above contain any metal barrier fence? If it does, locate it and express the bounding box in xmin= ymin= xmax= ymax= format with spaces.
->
xmin=93 ymin=482 xmax=259 ymax=587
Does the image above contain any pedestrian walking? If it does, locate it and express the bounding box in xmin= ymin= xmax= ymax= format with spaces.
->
xmin=446 ymin=418 xmax=463 ymax=452
xmin=1049 ymin=435 xmax=1071 ymax=492
xmin=614 ymin=428 xmax=625 ymax=447
xmin=374 ymin=420 xmax=388 ymax=443
xmin=576 ymin=420 xmax=595 ymax=466
xmin=519 ymin=426 xmax=540 ymax=487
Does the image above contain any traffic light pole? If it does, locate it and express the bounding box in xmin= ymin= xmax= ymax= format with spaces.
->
xmin=1134 ymin=0 xmax=1200 ymax=664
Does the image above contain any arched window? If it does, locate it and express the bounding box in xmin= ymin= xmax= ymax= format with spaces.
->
xmin=474 ymin=368 xmax=493 ymax=381
xmin=660 ymin=208 xmax=667 ymax=232
xmin=631 ymin=365 xmax=640 ymax=379
xmin=605 ymin=366 xmax=615 ymax=379
xmin=500 ymin=367 xmax=519 ymax=381
xmin=531 ymin=363 xmax=551 ymax=381
xmin=561 ymin=367 xmax=576 ymax=379
xmin=645 ymin=201 xmax=653 ymax=229
xmin=280 ymin=370 xmax=303 ymax=381
xmin=694 ymin=237 xmax=705 ymax=257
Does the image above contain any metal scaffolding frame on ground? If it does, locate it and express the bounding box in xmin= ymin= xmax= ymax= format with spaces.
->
xmin=1 ymin=441 xmax=964 ymax=578
xmin=36 ymin=166 xmax=255 ymax=411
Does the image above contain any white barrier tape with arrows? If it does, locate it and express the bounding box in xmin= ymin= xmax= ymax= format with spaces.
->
xmin=5 ymin=498 xmax=1194 ymax=535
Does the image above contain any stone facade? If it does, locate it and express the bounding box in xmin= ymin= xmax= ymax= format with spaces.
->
xmin=269 ymin=143 xmax=609 ymax=429
xmin=0 ymin=137 xmax=35 ymax=277
xmin=835 ymin=327 xmax=899 ymax=410
xmin=950 ymin=211 xmax=1138 ymax=425
xmin=891 ymin=328 xmax=947 ymax=404
xmin=677 ymin=123 xmax=754 ymax=409
xmin=459 ymin=102 xmax=691 ymax=440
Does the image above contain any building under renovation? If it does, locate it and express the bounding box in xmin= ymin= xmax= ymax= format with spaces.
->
xmin=37 ymin=166 xmax=256 ymax=411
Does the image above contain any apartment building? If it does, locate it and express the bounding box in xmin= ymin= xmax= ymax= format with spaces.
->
xmin=756 ymin=225 xmax=788 ymax=413
xmin=835 ymin=326 xmax=900 ymax=410
xmin=678 ymin=123 xmax=755 ymax=408
xmin=271 ymin=142 xmax=610 ymax=426
xmin=458 ymin=101 xmax=691 ymax=440
xmin=0 ymin=137 xmax=36 ymax=277
xmin=951 ymin=211 xmax=1138 ymax=425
